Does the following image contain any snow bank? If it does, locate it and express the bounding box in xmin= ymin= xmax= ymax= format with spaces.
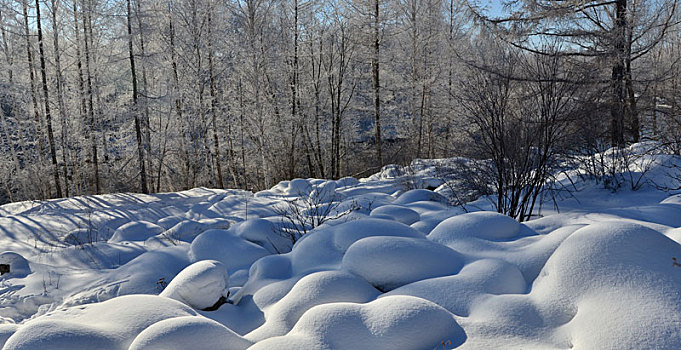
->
xmin=233 ymin=219 xmax=292 ymax=254
xmin=163 ymin=219 xmax=229 ymax=243
xmin=342 ymin=236 xmax=463 ymax=291
xmin=261 ymin=178 xmax=314 ymax=198
xmin=0 ymin=324 xmax=18 ymax=348
xmin=288 ymin=179 xmax=313 ymax=196
xmin=160 ymin=260 xmax=229 ymax=310
xmin=109 ymin=221 xmax=165 ymax=243
xmin=63 ymin=246 xmax=190 ymax=304
xmin=661 ymin=194 xmax=681 ymax=205
xmin=2 ymin=145 xmax=681 ymax=349
xmin=246 ymin=271 xmax=380 ymax=341
xmin=335 ymin=176 xmax=359 ymax=188
xmin=3 ymin=295 xmax=197 ymax=350
xmin=64 ymin=228 xmax=100 ymax=245
xmin=0 ymin=252 xmax=30 ymax=278
xmin=394 ymin=189 xmax=448 ymax=204
xmin=383 ymin=259 xmax=526 ymax=316
xmin=189 ymin=229 xmax=270 ymax=273
xmin=308 ymin=181 xmax=338 ymax=203
xmin=429 ymin=211 xmax=522 ymax=243
xmin=249 ymin=295 xmax=466 ymax=350
xmin=327 ymin=218 xmax=425 ymax=252
xmin=128 ymin=316 xmax=252 ymax=350
xmin=157 ymin=216 xmax=186 ymax=230
xmin=461 ymin=221 xmax=681 ymax=349
xmin=369 ymin=205 xmax=420 ymax=225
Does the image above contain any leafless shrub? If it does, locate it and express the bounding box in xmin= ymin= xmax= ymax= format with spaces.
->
xmin=274 ymin=188 xmax=359 ymax=244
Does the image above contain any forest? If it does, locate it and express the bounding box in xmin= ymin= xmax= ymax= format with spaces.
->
xmin=0 ymin=0 xmax=679 ymax=203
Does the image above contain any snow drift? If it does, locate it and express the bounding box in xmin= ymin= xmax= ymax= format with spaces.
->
xmin=0 ymin=145 xmax=680 ymax=349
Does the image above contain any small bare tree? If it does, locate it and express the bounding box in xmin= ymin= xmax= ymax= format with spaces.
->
xmin=459 ymin=42 xmax=581 ymax=221
xmin=275 ymin=184 xmax=358 ymax=243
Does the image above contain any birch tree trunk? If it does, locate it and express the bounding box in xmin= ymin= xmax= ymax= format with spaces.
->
xmin=127 ymin=0 xmax=149 ymax=194
xmin=50 ymin=0 xmax=70 ymax=197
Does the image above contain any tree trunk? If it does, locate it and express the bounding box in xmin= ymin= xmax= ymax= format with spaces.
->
xmin=35 ymin=0 xmax=62 ymax=198
xmin=625 ymin=22 xmax=639 ymax=143
xmin=238 ymin=78 xmax=248 ymax=190
xmin=610 ymin=0 xmax=627 ymax=148
xmin=72 ymin=0 xmax=88 ymax=194
xmin=207 ymin=13 xmax=224 ymax=188
xmin=135 ymin=0 xmax=153 ymax=191
xmin=289 ymin=0 xmax=300 ymax=178
xmin=23 ymin=0 xmax=45 ymax=168
xmin=167 ymin=4 xmax=191 ymax=190
xmin=312 ymin=39 xmax=325 ymax=178
xmin=127 ymin=0 xmax=148 ymax=193
xmin=82 ymin=0 xmax=100 ymax=193
xmin=51 ymin=0 xmax=70 ymax=197
xmin=372 ymin=0 xmax=382 ymax=165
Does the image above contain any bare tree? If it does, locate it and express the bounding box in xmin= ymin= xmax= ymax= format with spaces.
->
xmin=459 ymin=42 xmax=582 ymax=221
xmin=127 ymin=0 xmax=149 ymax=193
xmin=468 ymin=0 xmax=680 ymax=148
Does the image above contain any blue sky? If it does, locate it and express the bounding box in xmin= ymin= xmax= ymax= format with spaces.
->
xmin=480 ymin=0 xmax=508 ymax=18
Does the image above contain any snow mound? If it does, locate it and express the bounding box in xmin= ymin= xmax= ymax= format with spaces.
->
xmin=160 ymin=260 xmax=229 ymax=310
xmin=335 ymin=176 xmax=358 ymax=188
xmin=529 ymin=222 xmax=681 ymax=318
xmin=64 ymin=228 xmax=101 ymax=245
xmin=661 ymin=194 xmax=681 ymax=205
xmin=666 ymin=227 xmax=681 ymax=244
xmin=394 ymin=189 xmax=448 ymax=204
xmin=109 ymin=221 xmax=165 ymax=243
xmin=3 ymin=295 xmax=196 ymax=350
xmin=143 ymin=235 xmax=175 ymax=249
xmin=197 ymin=218 xmax=232 ymax=230
xmin=282 ymin=218 xmax=427 ymax=277
xmin=286 ymin=231 xmax=344 ymax=276
xmin=62 ymin=246 xmax=190 ymax=302
xmin=565 ymin=288 xmax=681 ymax=350
xmin=342 ymin=236 xmax=463 ymax=291
xmin=369 ymin=205 xmax=420 ymax=225
xmin=0 ymin=252 xmax=30 ymax=277
xmin=157 ymin=216 xmax=186 ymax=230
xmin=189 ymin=229 xmax=270 ymax=273
xmin=429 ymin=211 xmax=522 ymax=243
xmin=269 ymin=178 xmax=315 ymax=197
xmin=246 ymin=271 xmax=380 ymax=341
xmin=233 ymin=219 xmax=292 ymax=253
xmin=2 ymin=320 xmax=118 ymax=350
xmin=308 ymin=181 xmax=338 ymax=203
xmin=249 ymin=295 xmax=465 ymax=350
xmin=531 ymin=222 xmax=681 ymax=305
xmin=128 ymin=316 xmax=252 ymax=350
xmin=163 ymin=220 xmax=212 ymax=243
xmin=248 ymin=254 xmax=293 ymax=282
xmin=328 ymin=218 xmax=425 ymax=252
xmin=0 ymin=324 xmax=18 ymax=349
xmin=463 ymin=221 xmax=681 ymax=349
xmin=383 ymin=259 xmax=526 ymax=316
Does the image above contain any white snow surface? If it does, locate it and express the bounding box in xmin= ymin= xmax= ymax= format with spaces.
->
xmin=0 ymin=145 xmax=680 ymax=349
xmin=160 ymin=260 xmax=230 ymax=310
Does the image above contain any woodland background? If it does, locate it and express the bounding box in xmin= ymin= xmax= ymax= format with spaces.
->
xmin=0 ymin=0 xmax=679 ymax=203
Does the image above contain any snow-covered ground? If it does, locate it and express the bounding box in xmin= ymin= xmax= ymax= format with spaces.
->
xmin=1 ymin=145 xmax=680 ymax=349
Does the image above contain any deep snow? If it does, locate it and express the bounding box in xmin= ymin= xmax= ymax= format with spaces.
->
xmin=0 ymin=144 xmax=680 ymax=349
